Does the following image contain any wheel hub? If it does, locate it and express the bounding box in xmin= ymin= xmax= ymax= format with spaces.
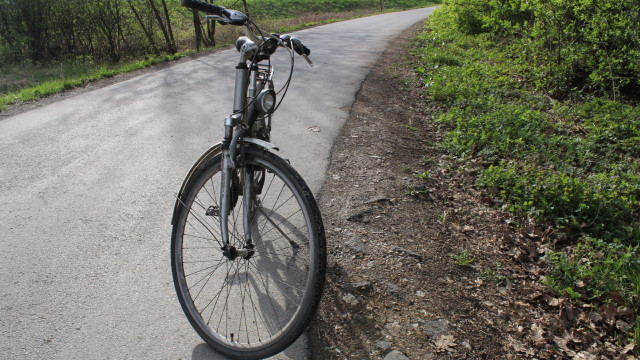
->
xmin=221 ymin=244 xmax=255 ymax=261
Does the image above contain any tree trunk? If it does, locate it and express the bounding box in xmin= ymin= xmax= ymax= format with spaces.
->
xmin=160 ymin=0 xmax=176 ymax=52
xmin=192 ymin=9 xmax=203 ymax=50
xmin=128 ymin=0 xmax=160 ymax=55
xmin=146 ymin=0 xmax=176 ymax=54
xmin=240 ymin=0 xmax=250 ymax=18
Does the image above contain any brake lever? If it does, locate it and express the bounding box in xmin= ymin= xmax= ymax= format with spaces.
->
xmin=204 ymin=14 xmax=231 ymax=25
xmin=302 ymin=55 xmax=314 ymax=67
xmin=204 ymin=15 xmax=223 ymax=22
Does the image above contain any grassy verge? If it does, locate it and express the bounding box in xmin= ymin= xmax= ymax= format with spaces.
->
xmin=0 ymin=52 xmax=197 ymax=111
xmin=0 ymin=1 xmax=439 ymax=112
xmin=415 ymin=4 xmax=639 ymax=346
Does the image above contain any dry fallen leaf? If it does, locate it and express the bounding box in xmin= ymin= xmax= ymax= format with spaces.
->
xmin=530 ymin=323 xmax=546 ymax=347
xmin=621 ymin=342 xmax=635 ymax=354
xmin=508 ymin=336 xmax=535 ymax=356
xmin=548 ymin=297 xmax=563 ymax=307
xmin=435 ymin=334 xmax=457 ymax=352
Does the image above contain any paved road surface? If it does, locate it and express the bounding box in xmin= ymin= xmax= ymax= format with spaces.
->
xmin=0 ymin=7 xmax=435 ymax=359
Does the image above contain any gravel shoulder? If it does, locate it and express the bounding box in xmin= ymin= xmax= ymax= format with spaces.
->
xmin=307 ymin=23 xmax=565 ymax=359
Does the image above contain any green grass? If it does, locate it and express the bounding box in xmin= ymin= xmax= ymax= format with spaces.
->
xmin=0 ymin=51 xmax=197 ymax=111
xmin=415 ymin=3 xmax=639 ymax=346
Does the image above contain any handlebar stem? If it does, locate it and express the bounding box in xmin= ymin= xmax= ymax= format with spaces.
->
xmin=233 ymin=63 xmax=249 ymax=114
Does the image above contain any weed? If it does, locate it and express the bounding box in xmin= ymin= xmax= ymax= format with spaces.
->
xmin=415 ymin=171 xmax=430 ymax=180
xmin=479 ymin=263 xmax=509 ymax=285
xmin=438 ymin=210 xmax=447 ymax=224
xmin=451 ymin=251 xmax=475 ymax=266
xmin=405 ymin=184 xmax=428 ymax=196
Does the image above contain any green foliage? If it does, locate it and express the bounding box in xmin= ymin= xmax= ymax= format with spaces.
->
xmin=415 ymin=171 xmax=430 ymax=179
xmin=544 ymin=237 xmax=640 ymax=302
xmin=0 ymin=0 xmax=441 ymax=109
xmin=0 ymin=0 xmax=180 ymax=64
xmin=415 ymin=3 xmax=640 ymax=312
xmin=478 ymin=163 xmax=640 ymax=242
xmin=446 ymin=0 xmax=533 ymax=35
xmin=443 ymin=0 xmax=640 ymax=100
xmin=219 ymin=0 xmax=438 ymax=18
xmin=451 ymin=251 xmax=475 ymax=266
xmin=479 ymin=262 xmax=509 ymax=285
xmin=524 ymin=0 xmax=640 ymax=99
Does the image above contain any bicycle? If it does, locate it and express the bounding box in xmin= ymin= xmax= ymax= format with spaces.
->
xmin=171 ymin=1 xmax=326 ymax=359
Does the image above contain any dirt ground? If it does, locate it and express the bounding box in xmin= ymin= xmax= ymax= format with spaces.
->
xmin=307 ymin=23 xmax=633 ymax=360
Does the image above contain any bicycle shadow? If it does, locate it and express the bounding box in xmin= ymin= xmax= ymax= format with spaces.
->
xmin=188 ymin=203 xmax=313 ymax=360
xmin=191 ymin=333 xmax=309 ymax=360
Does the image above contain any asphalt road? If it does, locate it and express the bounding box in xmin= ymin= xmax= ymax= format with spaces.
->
xmin=0 ymin=7 xmax=435 ymax=359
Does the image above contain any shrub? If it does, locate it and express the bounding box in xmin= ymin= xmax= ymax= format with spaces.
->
xmin=444 ymin=0 xmax=640 ymax=100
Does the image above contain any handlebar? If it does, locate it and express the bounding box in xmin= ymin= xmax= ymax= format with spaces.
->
xmin=180 ymin=0 xmax=248 ymax=25
xmin=182 ymin=0 xmax=312 ymax=66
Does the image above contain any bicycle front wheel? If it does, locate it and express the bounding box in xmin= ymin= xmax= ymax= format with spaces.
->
xmin=171 ymin=147 xmax=326 ymax=359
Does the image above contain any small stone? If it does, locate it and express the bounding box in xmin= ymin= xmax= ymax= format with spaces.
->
xmin=423 ymin=319 xmax=448 ymax=339
xmin=416 ymin=290 xmax=425 ymax=297
xmin=351 ymin=280 xmax=373 ymax=292
xmin=343 ymin=293 xmax=359 ymax=306
xmin=384 ymin=350 xmax=409 ymax=360
xmin=385 ymin=283 xmax=403 ymax=297
xmin=384 ymin=321 xmax=402 ymax=336
xmin=364 ymin=196 xmax=394 ymax=206
xmin=375 ymin=340 xmax=392 ymax=350
xmin=616 ymin=319 xmax=631 ymax=332
xmin=462 ymin=340 xmax=472 ymax=350
xmin=393 ymin=246 xmax=423 ymax=261
xmin=347 ymin=209 xmax=373 ymax=223
xmin=346 ymin=234 xmax=367 ymax=253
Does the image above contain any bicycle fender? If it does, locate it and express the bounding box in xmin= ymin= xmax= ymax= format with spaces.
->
xmin=171 ymin=138 xmax=278 ymax=225
xmin=172 ymin=142 xmax=223 ymax=225
xmin=242 ymin=137 xmax=279 ymax=151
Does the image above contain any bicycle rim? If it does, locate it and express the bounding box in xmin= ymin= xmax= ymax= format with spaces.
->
xmin=172 ymin=148 xmax=325 ymax=358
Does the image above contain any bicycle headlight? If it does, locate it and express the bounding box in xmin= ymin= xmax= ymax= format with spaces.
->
xmin=256 ymin=89 xmax=276 ymax=115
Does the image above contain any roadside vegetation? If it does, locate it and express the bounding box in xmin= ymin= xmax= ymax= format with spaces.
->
xmin=415 ymin=0 xmax=639 ymax=351
xmin=0 ymin=0 xmax=439 ymax=111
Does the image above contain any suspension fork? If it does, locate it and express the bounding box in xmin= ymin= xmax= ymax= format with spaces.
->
xmin=220 ymin=61 xmax=261 ymax=257
xmin=220 ymin=59 xmax=249 ymax=256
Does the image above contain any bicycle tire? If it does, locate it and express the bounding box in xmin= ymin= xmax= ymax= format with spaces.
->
xmin=171 ymin=147 xmax=326 ymax=359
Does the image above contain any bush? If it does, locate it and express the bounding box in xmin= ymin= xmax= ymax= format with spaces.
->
xmin=444 ymin=0 xmax=640 ymax=100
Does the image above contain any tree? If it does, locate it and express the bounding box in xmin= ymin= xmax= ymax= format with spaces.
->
xmin=146 ymin=0 xmax=176 ymax=54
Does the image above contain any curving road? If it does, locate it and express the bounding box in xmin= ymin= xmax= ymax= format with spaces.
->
xmin=0 ymin=7 xmax=435 ymax=359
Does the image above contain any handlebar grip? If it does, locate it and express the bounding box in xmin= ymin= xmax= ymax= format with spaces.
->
xmin=180 ymin=0 xmax=225 ymax=14
xmin=291 ymin=37 xmax=311 ymax=57
xmin=280 ymin=35 xmax=311 ymax=57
